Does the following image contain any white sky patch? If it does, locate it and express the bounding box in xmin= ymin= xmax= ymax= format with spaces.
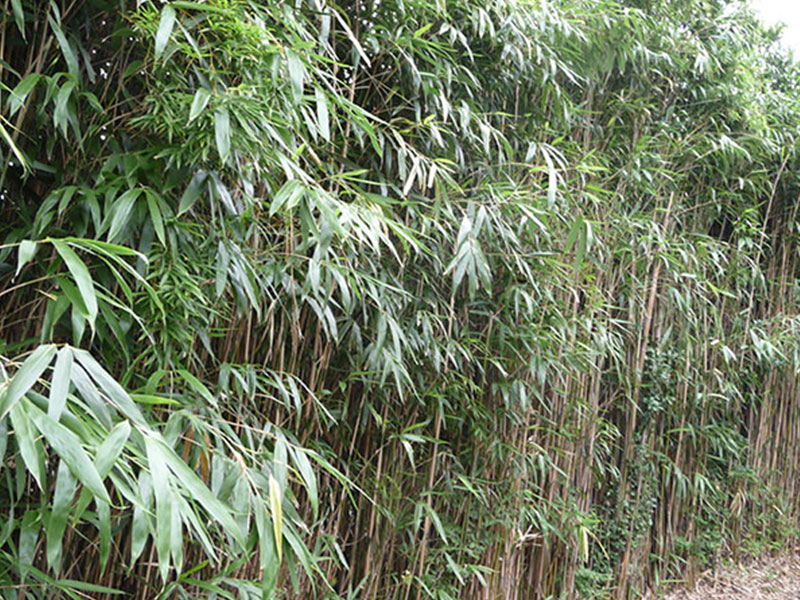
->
xmin=751 ymin=0 xmax=800 ymax=56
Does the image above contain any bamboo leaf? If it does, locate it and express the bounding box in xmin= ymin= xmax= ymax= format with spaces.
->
xmin=145 ymin=436 xmax=174 ymax=583
xmin=11 ymin=239 xmax=34 ymax=274
xmin=98 ymin=499 xmax=111 ymax=571
xmin=287 ymin=50 xmax=305 ymax=101
xmin=52 ymin=240 xmax=98 ymax=329
xmin=48 ymin=14 xmax=79 ymax=79
xmin=10 ymin=401 xmax=45 ymax=490
xmin=47 ymin=460 xmax=77 ymax=571
xmin=178 ymin=170 xmax=207 ymax=215
xmin=7 ymin=73 xmax=40 ymax=117
xmin=27 ymin=400 xmax=111 ymax=504
xmin=177 ymin=369 xmax=218 ymax=408
xmin=188 ymin=88 xmax=212 ymax=123
xmin=95 ymin=421 xmax=131 ymax=477
xmin=130 ymin=473 xmax=152 ymax=565
xmin=155 ymin=5 xmax=177 ymax=61
xmin=316 ymin=88 xmax=330 ymax=142
xmin=0 ymin=344 xmax=56 ymax=420
xmin=105 ymin=188 xmax=141 ymax=242
xmin=72 ymin=350 xmax=146 ymax=427
xmin=214 ymin=108 xmax=231 ymax=164
xmin=0 ymin=117 xmax=27 ymax=170
xmin=11 ymin=0 xmax=25 ymax=38
xmin=146 ymin=433 xmax=244 ymax=548
xmin=268 ymin=474 xmax=283 ymax=562
xmin=290 ymin=446 xmax=318 ymax=519
xmin=48 ymin=347 xmax=73 ymax=421
xmin=146 ymin=191 xmax=166 ymax=246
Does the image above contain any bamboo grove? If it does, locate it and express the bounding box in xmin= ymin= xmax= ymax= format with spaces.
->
xmin=1 ymin=0 xmax=800 ymax=598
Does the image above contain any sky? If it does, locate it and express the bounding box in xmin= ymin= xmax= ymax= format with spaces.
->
xmin=751 ymin=0 xmax=800 ymax=56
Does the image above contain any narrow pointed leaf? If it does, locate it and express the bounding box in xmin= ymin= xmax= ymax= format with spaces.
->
xmin=27 ymin=401 xmax=110 ymax=504
xmin=47 ymin=460 xmax=77 ymax=571
xmin=188 ymin=88 xmax=212 ymax=123
xmin=52 ymin=241 xmax=97 ymax=328
xmin=1 ymin=344 xmax=56 ymax=420
xmin=16 ymin=240 xmax=37 ymax=278
xmin=48 ymin=347 xmax=72 ymax=421
xmin=214 ymin=108 xmax=231 ymax=163
xmin=155 ymin=6 xmax=176 ymax=61
xmin=268 ymin=474 xmax=283 ymax=562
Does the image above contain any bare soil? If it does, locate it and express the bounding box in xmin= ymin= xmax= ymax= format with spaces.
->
xmin=663 ymin=553 xmax=800 ymax=599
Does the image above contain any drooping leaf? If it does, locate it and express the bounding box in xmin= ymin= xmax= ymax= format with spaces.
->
xmin=268 ymin=474 xmax=283 ymax=562
xmin=52 ymin=241 xmax=98 ymax=329
xmin=155 ymin=5 xmax=177 ymax=61
xmin=214 ymin=107 xmax=231 ymax=164
xmin=47 ymin=460 xmax=77 ymax=571
xmin=0 ymin=344 xmax=56 ymax=420
xmin=48 ymin=347 xmax=73 ymax=421
xmin=10 ymin=400 xmax=45 ymax=490
xmin=188 ymin=88 xmax=212 ymax=123
xmin=27 ymin=400 xmax=111 ymax=504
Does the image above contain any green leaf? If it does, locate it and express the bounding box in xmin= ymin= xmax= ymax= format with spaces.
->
xmin=52 ymin=240 xmax=98 ymax=329
xmin=287 ymin=50 xmax=305 ymax=101
xmin=106 ymin=188 xmax=141 ymax=242
xmin=146 ymin=191 xmax=166 ymax=246
xmin=7 ymin=73 xmax=40 ymax=117
xmin=155 ymin=5 xmax=177 ymax=61
xmin=565 ymin=216 xmax=582 ymax=253
xmin=15 ymin=240 xmax=37 ymax=279
xmin=170 ymin=1 xmax=228 ymax=12
xmin=214 ymin=108 xmax=231 ymax=164
xmin=27 ymin=400 xmax=111 ymax=504
xmin=10 ymin=401 xmax=45 ymax=490
xmin=145 ymin=433 xmax=244 ymax=549
xmin=131 ymin=393 xmax=181 ymax=406
xmin=69 ymin=361 xmax=113 ymax=429
xmin=0 ymin=344 xmax=56 ymax=420
xmin=0 ymin=117 xmax=27 ymax=170
xmin=73 ymin=421 xmax=131 ymax=519
xmin=188 ymin=88 xmax=212 ymax=123
xmin=178 ymin=170 xmax=207 ymax=216
xmin=268 ymin=474 xmax=283 ymax=562
xmin=19 ymin=510 xmax=41 ymax=571
xmin=11 ymin=0 xmax=25 ymax=38
xmin=254 ymin=495 xmax=279 ymax=594
xmin=215 ymin=241 xmax=229 ymax=298
xmin=98 ymin=499 xmax=111 ymax=571
xmin=58 ymin=276 xmax=89 ymax=321
xmin=290 ymin=446 xmax=318 ymax=518
xmin=315 ymin=88 xmax=330 ymax=142
xmin=0 ymin=420 xmax=7 ymax=466
xmin=273 ymin=434 xmax=287 ymax=489
xmin=54 ymin=580 xmax=124 ymax=595
xmin=53 ymin=81 xmax=76 ymax=138
xmin=269 ymin=180 xmax=304 ymax=215
xmin=145 ymin=436 xmax=174 ymax=583
xmin=48 ymin=347 xmax=73 ymax=421
xmin=63 ymin=237 xmax=141 ymax=257
xmin=130 ymin=473 xmax=152 ymax=565
xmin=48 ymin=15 xmax=79 ymax=79
xmin=72 ymin=350 xmax=146 ymax=427
xmin=95 ymin=421 xmax=131 ymax=478
xmin=47 ymin=460 xmax=77 ymax=571
xmin=170 ymin=490 xmax=184 ymax=575
xmin=177 ymin=369 xmax=217 ymax=408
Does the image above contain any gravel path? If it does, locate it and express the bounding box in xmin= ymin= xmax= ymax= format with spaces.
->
xmin=663 ymin=553 xmax=800 ymax=599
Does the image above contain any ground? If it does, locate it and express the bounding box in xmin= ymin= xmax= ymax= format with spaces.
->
xmin=664 ymin=553 xmax=800 ymax=599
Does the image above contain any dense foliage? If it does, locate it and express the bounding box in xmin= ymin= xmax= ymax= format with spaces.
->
xmin=1 ymin=0 xmax=800 ymax=598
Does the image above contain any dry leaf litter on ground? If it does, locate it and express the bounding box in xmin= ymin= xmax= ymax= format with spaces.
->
xmin=663 ymin=552 xmax=800 ymax=599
